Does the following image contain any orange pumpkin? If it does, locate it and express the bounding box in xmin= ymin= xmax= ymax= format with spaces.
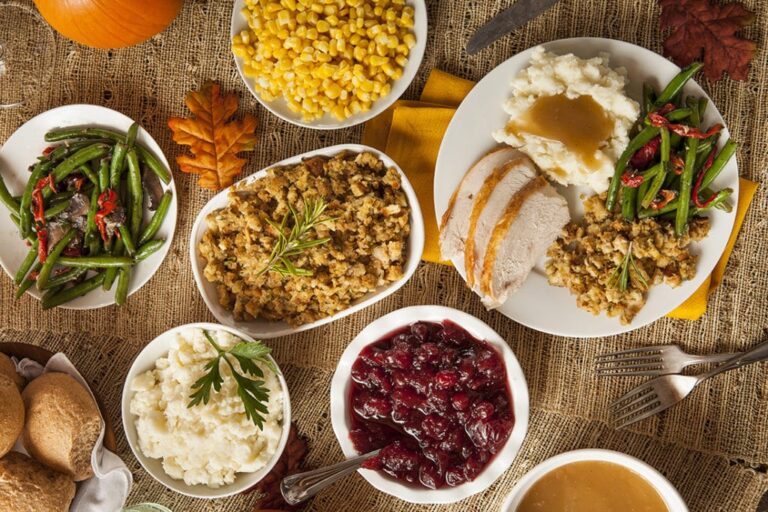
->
xmin=34 ymin=0 xmax=183 ymax=49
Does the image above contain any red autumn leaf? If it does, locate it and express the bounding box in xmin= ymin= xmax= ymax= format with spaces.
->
xmin=658 ymin=0 xmax=756 ymax=82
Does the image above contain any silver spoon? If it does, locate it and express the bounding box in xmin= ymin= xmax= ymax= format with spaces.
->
xmin=280 ymin=449 xmax=380 ymax=505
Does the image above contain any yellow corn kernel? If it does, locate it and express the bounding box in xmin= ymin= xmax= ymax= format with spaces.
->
xmin=310 ymin=2 xmax=324 ymax=13
xmin=403 ymin=33 xmax=416 ymax=49
xmin=395 ymin=55 xmax=407 ymax=67
xmin=307 ymin=27 xmax=319 ymax=39
xmin=353 ymin=46 xmax=366 ymax=61
xmin=317 ymin=20 xmax=330 ymax=32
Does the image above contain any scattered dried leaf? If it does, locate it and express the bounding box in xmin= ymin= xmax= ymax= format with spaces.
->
xmin=659 ymin=0 xmax=756 ymax=82
xmin=248 ymin=424 xmax=309 ymax=511
xmin=168 ymin=82 xmax=258 ymax=190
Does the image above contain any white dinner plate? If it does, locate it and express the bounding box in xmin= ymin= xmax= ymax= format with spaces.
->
xmin=190 ymin=143 xmax=425 ymax=339
xmin=434 ymin=37 xmax=739 ymax=338
xmin=230 ymin=0 xmax=428 ymax=130
xmin=0 ymin=104 xmax=178 ymax=309
xmin=330 ymin=306 xmax=529 ymax=504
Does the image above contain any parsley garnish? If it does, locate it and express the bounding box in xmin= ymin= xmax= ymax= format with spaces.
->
xmin=188 ymin=330 xmax=279 ymax=430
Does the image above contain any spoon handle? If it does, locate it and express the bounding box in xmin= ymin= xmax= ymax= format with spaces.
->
xmin=280 ymin=450 xmax=379 ymax=505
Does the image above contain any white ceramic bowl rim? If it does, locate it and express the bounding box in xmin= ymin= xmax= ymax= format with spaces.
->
xmin=499 ymin=448 xmax=688 ymax=512
xmin=120 ymin=322 xmax=292 ymax=499
xmin=330 ymin=305 xmax=530 ymax=504
xmin=189 ymin=143 xmax=425 ymax=339
xmin=229 ymin=0 xmax=428 ymax=129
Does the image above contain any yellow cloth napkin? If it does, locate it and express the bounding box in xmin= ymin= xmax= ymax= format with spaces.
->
xmin=363 ymin=69 xmax=759 ymax=320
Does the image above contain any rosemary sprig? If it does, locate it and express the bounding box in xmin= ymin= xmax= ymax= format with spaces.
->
xmin=607 ymin=242 xmax=649 ymax=292
xmin=257 ymin=198 xmax=331 ymax=277
xmin=188 ymin=330 xmax=279 ymax=429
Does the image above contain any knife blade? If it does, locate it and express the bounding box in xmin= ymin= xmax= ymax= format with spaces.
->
xmin=467 ymin=0 xmax=562 ymax=55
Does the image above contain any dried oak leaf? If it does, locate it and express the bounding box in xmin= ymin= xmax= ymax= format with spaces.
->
xmin=659 ymin=0 xmax=756 ymax=82
xmin=168 ymin=82 xmax=258 ymax=190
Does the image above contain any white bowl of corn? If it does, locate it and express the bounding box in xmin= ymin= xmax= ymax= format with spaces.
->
xmin=230 ymin=0 xmax=427 ymax=129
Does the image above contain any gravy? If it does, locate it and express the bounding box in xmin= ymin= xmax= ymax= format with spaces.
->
xmin=516 ymin=461 xmax=669 ymax=512
xmin=506 ymin=94 xmax=613 ymax=171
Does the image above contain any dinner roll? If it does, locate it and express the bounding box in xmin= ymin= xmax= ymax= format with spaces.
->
xmin=0 ymin=353 xmax=24 ymax=390
xmin=21 ymin=372 xmax=102 ymax=481
xmin=0 ymin=376 xmax=24 ymax=457
xmin=0 ymin=451 xmax=75 ymax=512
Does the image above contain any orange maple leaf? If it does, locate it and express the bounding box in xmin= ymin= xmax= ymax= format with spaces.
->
xmin=168 ymin=82 xmax=258 ymax=190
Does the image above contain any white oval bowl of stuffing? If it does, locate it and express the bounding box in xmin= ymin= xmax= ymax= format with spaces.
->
xmin=190 ymin=144 xmax=425 ymax=339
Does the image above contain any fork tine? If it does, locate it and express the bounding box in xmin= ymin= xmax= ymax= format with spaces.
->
xmin=615 ymin=397 xmax=660 ymax=423
xmin=595 ymin=354 xmax=664 ymax=365
xmin=595 ymin=345 xmax=668 ymax=360
xmin=610 ymin=383 xmax=654 ymax=409
xmin=612 ymin=389 xmax=657 ymax=416
xmin=597 ymin=369 xmax=666 ymax=377
xmin=616 ymin=401 xmax=669 ymax=429
xmin=597 ymin=362 xmax=664 ymax=372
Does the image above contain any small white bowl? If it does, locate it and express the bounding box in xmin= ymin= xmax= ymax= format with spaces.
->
xmin=330 ymin=305 xmax=530 ymax=504
xmin=500 ymin=449 xmax=688 ymax=512
xmin=190 ymin=143 xmax=425 ymax=339
xmin=121 ymin=322 xmax=291 ymax=499
xmin=0 ymin=104 xmax=178 ymax=309
xmin=229 ymin=0 xmax=428 ymax=130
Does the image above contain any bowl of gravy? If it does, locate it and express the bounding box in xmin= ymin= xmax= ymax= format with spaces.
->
xmin=501 ymin=449 xmax=687 ymax=512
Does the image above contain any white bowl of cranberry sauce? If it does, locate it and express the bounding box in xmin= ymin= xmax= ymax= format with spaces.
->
xmin=330 ymin=306 xmax=530 ymax=504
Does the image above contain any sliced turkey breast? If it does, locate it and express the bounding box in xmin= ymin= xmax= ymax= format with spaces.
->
xmin=478 ymin=176 xmax=570 ymax=309
xmin=439 ymin=146 xmax=526 ymax=269
xmin=463 ymin=158 xmax=537 ymax=288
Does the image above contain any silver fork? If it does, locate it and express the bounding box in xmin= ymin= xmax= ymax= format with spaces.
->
xmin=610 ymin=339 xmax=768 ymax=428
xmin=596 ymin=345 xmax=738 ymax=377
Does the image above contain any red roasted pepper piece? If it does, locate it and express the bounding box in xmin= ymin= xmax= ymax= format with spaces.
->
xmin=95 ymin=189 xmax=118 ymax=242
xmin=648 ymin=112 xmax=724 ymax=140
xmin=37 ymin=229 xmax=48 ymax=263
xmin=31 ymin=175 xmax=57 ymax=225
xmin=650 ymin=190 xmax=677 ymax=210
xmin=621 ymin=170 xmax=644 ymax=188
xmin=692 ymin=146 xmax=718 ymax=208
xmin=629 ymin=136 xmax=661 ymax=170
xmin=671 ymin=154 xmax=685 ymax=175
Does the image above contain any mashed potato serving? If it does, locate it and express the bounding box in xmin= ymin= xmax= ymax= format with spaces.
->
xmin=130 ymin=328 xmax=284 ymax=488
xmin=493 ymin=47 xmax=640 ymax=193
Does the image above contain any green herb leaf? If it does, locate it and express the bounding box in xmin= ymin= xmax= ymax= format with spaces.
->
xmin=608 ymin=242 xmax=648 ymax=292
xmin=257 ymin=198 xmax=332 ymax=277
xmin=188 ymin=355 xmax=223 ymax=407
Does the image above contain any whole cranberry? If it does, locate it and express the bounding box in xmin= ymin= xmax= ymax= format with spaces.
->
xmin=427 ymin=389 xmax=450 ymax=413
xmin=385 ymin=347 xmax=413 ymax=370
xmin=368 ymin=366 xmax=392 ymax=393
xmin=475 ymin=349 xmax=501 ymax=376
xmin=439 ymin=429 xmax=466 ymax=453
xmin=418 ymin=462 xmax=441 ymax=489
xmin=472 ymin=401 xmax=495 ymax=420
xmin=458 ymin=357 xmax=476 ymax=383
xmin=444 ymin=467 xmax=467 ymax=487
xmin=451 ymin=392 xmax=470 ymax=411
xmin=463 ymin=456 xmax=484 ymax=481
xmin=439 ymin=347 xmax=460 ymax=367
xmin=403 ymin=371 xmax=430 ymax=395
xmin=435 ymin=369 xmax=459 ymax=390
xmin=361 ymin=346 xmax=385 ymax=367
xmin=380 ymin=442 xmax=421 ymax=473
xmin=392 ymin=388 xmax=423 ymax=409
xmin=415 ymin=342 xmax=440 ymax=364
xmin=438 ymin=323 xmax=467 ymax=345
xmin=411 ymin=322 xmax=433 ymax=341
xmin=422 ymin=414 xmax=450 ymax=440
xmin=392 ymin=405 xmax=411 ymax=424
xmin=467 ymin=376 xmax=488 ymax=391
xmin=351 ymin=359 xmax=372 ymax=385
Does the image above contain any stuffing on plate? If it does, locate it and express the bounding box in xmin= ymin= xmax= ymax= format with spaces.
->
xmin=545 ymin=194 xmax=710 ymax=324
xmin=198 ymin=152 xmax=410 ymax=326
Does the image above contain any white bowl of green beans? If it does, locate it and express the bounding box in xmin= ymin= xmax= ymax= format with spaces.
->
xmin=0 ymin=104 xmax=177 ymax=309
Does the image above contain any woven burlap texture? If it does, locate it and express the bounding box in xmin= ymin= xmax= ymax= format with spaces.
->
xmin=0 ymin=0 xmax=766 ymax=511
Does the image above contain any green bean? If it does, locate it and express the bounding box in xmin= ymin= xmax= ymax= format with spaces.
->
xmin=52 ymin=144 xmax=111 ymax=183
xmin=45 ymin=127 xmax=124 ymax=143
xmin=691 ymin=188 xmax=734 ymax=215
xmin=98 ymin=158 xmax=110 ymax=191
xmin=77 ymin=164 xmax=99 ymax=186
xmin=115 ymin=267 xmax=131 ymax=306
xmin=655 ymin=62 xmax=703 ymax=106
xmin=40 ymin=267 xmax=88 ymax=290
xmin=606 ymin=126 xmax=660 ymax=211
xmin=126 ymin=123 xmax=139 ymax=149
xmin=44 ymin=200 xmax=69 ymax=220
xmin=136 ymin=239 xmax=164 ymax=261
xmin=42 ymin=272 xmax=106 ymax=309
xmin=109 ymin=143 xmax=128 ymax=189
xmin=621 ymin=186 xmax=637 ymax=221
xmin=698 ymin=98 xmax=708 ymax=120
xmin=15 ymin=261 xmax=41 ymax=299
xmin=700 ymin=140 xmax=737 ymax=191
xmin=137 ymin=146 xmax=171 ymax=184
xmin=19 ymin=163 xmax=46 ymax=238
xmin=676 ymin=109 xmax=701 ymax=236
xmin=84 ymin=185 xmax=101 ymax=254
xmin=103 ymin=238 xmax=124 ymax=290
xmin=642 ymin=82 xmax=655 ymax=119
xmin=36 ymin=228 xmax=76 ymax=290
xmin=138 ymin=191 xmax=172 ymax=245
xmin=14 ymin=244 xmax=39 ymax=285
xmin=641 ymin=128 xmax=670 ymax=208
xmin=126 ymin=149 xmax=143 ymax=239
xmin=0 ymin=172 xmax=20 ymax=213
xmin=48 ymin=189 xmax=76 ymax=203
xmin=57 ymin=256 xmax=134 ymax=268
xmin=118 ymin=225 xmax=136 ymax=256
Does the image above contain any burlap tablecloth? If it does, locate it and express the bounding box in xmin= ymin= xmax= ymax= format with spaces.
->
xmin=1 ymin=0 xmax=766 ymax=510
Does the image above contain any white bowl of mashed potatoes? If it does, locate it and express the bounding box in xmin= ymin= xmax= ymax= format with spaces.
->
xmin=121 ymin=323 xmax=290 ymax=498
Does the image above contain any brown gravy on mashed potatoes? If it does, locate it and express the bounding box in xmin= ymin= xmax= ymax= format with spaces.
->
xmin=516 ymin=461 xmax=669 ymax=512
xmin=506 ymin=93 xmax=613 ymax=172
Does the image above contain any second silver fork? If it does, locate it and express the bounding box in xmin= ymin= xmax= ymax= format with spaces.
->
xmin=595 ymin=344 xmax=738 ymax=377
